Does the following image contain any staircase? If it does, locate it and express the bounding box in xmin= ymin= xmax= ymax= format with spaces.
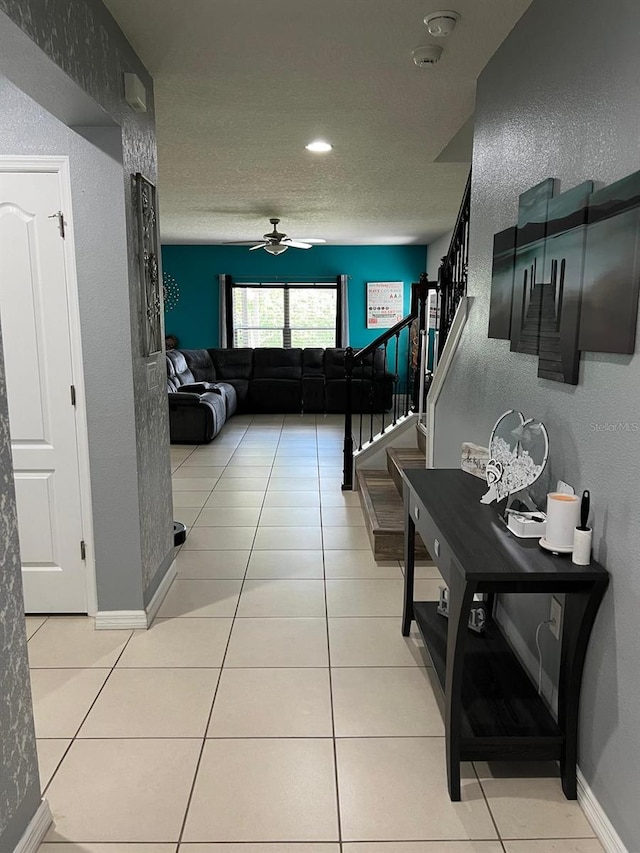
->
xmin=344 ymin=170 xmax=471 ymax=561
xmin=357 ymin=444 xmax=430 ymax=560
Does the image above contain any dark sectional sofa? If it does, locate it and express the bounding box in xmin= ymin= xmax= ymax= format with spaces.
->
xmin=166 ymin=346 xmax=395 ymax=443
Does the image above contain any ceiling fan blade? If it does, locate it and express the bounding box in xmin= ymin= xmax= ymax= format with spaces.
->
xmin=222 ymin=240 xmax=266 ymax=245
xmin=282 ymin=240 xmax=313 ymax=249
xmin=293 ymin=238 xmax=326 ymax=244
xmin=249 ymin=242 xmax=268 ymax=251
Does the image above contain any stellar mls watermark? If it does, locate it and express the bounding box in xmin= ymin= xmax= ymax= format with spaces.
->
xmin=590 ymin=422 xmax=639 ymax=433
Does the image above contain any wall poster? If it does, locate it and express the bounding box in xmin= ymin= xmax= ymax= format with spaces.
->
xmin=366 ymin=281 xmax=404 ymax=329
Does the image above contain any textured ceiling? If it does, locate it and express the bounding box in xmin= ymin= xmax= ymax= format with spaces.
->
xmin=104 ymin=0 xmax=531 ymax=245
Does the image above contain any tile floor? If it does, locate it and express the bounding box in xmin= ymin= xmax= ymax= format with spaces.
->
xmin=28 ymin=414 xmax=603 ymax=852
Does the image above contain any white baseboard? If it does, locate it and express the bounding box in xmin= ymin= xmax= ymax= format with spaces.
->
xmin=145 ymin=558 xmax=177 ymax=626
xmin=13 ymin=799 xmax=52 ymax=853
xmin=94 ymin=609 xmax=148 ymax=630
xmin=95 ymin=559 xmax=176 ymax=630
xmin=578 ymin=768 xmax=629 ymax=853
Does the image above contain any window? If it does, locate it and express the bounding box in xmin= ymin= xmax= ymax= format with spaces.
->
xmin=228 ymin=280 xmax=341 ymax=348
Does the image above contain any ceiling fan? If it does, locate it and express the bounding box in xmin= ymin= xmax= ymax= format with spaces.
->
xmin=224 ymin=218 xmax=326 ymax=255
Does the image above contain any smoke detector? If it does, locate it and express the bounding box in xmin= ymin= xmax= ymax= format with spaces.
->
xmin=411 ymin=44 xmax=443 ymax=66
xmin=424 ymin=10 xmax=460 ymax=37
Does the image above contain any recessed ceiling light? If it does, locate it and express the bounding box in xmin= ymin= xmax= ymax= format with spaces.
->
xmin=305 ymin=140 xmax=332 ymax=153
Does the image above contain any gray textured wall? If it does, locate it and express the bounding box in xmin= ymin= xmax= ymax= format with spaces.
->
xmin=0 ymin=77 xmax=150 ymax=609
xmin=0 ymin=1 xmax=173 ymax=847
xmin=434 ymin=0 xmax=640 ymax=846
xmin=0 ymin=0 xmax=173 ymax=603
xmin=0 ymin=325 xmax=40 ymax=851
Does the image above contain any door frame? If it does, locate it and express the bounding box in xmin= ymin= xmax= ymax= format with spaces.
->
xmin=0 ymin=155 xmax=97 ymax=615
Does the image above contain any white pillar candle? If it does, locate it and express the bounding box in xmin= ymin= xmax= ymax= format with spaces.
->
xmin=545 ymin=492 xmax=581 ymax=549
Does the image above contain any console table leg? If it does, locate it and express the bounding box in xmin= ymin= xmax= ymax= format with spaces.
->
xmin=558 ymin=580 xmax=608 ymax=799
xmin=445 ymin=574 xmax=477 ymax=801
xmin=402 ymin=495 xmax=416 ymax=636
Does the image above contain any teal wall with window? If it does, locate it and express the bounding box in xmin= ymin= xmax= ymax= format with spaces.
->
xmin=161 ymin=244 xmax=428 ymax=349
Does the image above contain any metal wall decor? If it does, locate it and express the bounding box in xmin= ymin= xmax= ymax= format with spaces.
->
xmin=134 ymin=172 xmax=163 ymax=355
xmin=488 ymin=171 xmax=640 ymax=384
xmin=162 ymin=270 xmax=181 ymax=311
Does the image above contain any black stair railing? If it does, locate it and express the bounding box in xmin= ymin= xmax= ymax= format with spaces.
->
xmin=342 ymin=278 xmax=431 ymax=490
xmin=437 ymin=170 xmax=471 ymax=359
xmin=341 ymin=170 xmax=471 ymax=490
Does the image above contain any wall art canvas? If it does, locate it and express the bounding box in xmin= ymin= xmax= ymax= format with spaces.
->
xmin=487 ymin=170 xmax=640 ymax=384
xmin=542 ymin=181 xmax=593 ymax=383
xmin=510 ymin=178 xmax=557 ymax=355
xmin=580 ymin=171 xmax=640 ymax=354
xmin=134 ymin=172 xmax=163 ymax=356
xmin=488 ymin=226 xmax=516 ymax=340
xmin=366 ymin=281 xmax=404 ymax=328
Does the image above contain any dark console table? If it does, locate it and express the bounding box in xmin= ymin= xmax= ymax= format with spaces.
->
xmin=401 ymin=468 xmax=608 ymax=801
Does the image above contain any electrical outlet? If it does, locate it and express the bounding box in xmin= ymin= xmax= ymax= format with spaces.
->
xmin=549 ymin=596 xmax=562 ymax=640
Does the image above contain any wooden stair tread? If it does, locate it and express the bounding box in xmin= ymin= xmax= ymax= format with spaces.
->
xmin=358 ymin=469 xmax=406 ymax=534
xmin=357 ymin=468 xmax=430 ymax=560
xmin=387 ymin=447 xmax=426 ymax=468
xmin=387 ymin=446 xmax=425 ymax=495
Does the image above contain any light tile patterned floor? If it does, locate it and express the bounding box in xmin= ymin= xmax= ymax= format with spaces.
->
xmin=30 ymin=414 xmax=603 ymax=852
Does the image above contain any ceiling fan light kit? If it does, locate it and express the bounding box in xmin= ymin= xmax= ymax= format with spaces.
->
xmin=264 ymin=243 xmax=289 ymax=255
xmin=223 ymin=217 xmax=326 ymax=255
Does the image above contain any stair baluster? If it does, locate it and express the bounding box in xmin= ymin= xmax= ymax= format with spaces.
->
xmin=381 ymin=340 xmax=388 ymax=435
xmin=404 ymin=322 xmax=413 ymax=418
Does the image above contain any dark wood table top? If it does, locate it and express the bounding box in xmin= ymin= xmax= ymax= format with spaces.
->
xmin=403 ymin=468 xmax=607 ymax=582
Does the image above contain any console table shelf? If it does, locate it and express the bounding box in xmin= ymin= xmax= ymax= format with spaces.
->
xmin=414 ymin=602 xmax=563 ymax=748
xmin=402 ymin=469 xmax=608 ymax=801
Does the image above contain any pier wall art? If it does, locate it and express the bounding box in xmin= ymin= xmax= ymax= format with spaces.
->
xmin=488 ymin=171 xmax=640 ymax=384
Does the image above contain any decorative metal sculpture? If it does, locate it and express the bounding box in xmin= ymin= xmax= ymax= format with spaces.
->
xmin=480 ymin=409 xmax=549 ymax=506
xmin=134 ymin=172 xmax=162 ymax=356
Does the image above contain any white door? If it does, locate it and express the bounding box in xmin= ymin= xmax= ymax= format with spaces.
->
xmin=0 ymin=165 xmax=87 ymax=612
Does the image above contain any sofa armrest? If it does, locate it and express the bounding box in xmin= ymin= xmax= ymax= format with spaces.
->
xmin=169 ymin=391 xmax=202 ymax=404
xmin=177 ymin=382 xmax=218 ymax=394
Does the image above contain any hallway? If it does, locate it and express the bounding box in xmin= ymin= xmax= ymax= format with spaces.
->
xmin=28 ymin=414 xmax=602 ymax=851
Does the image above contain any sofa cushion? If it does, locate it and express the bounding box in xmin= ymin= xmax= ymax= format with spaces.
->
xmin=212 ymin=382 xmax=238 ymax=417
xmin=223 ymin=378 xmax=250 ymax=409
xmin=167 ymin=390 xmax=226 ymax=443
xmin=250 ymin=378 xmax=302 ymax=413
xmin=324 ymin=348 xmax=347 ymax=380
xmin=302 ymin=348 xmax=325 ymax=375
xmin=166 ymin=349 xmax=196 ymax=386
xmin=253 ymin=347 xmax=303 ymax=379
xmin=326 ymin=378 xmax=377 ymax=413
xmin=181 ymin=348 xmax=217 ymax=382
xmin=209 ymin=348 xmax=254 ymax=380
xmin=302 ymin=375 xmax=325 ymax=412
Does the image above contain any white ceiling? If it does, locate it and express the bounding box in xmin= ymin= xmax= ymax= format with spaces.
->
xmin=104 ymin=0 xmax=531 ymax=245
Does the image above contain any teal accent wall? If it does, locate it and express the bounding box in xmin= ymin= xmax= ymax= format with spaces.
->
xmin=161 ymin=244 xmax=428 ymax=349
